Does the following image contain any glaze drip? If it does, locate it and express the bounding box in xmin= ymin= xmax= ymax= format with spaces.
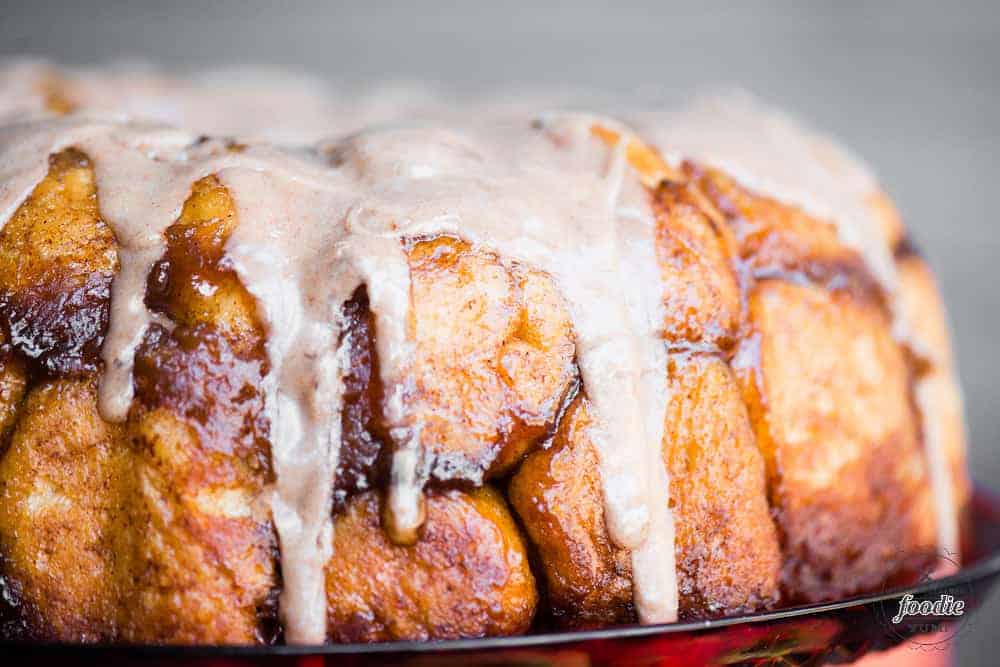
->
xmin=0 ymin=111 xmax=682 ymax=641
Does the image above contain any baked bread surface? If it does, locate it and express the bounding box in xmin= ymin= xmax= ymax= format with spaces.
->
xmin=0 ymin=63 xmax=969 ymax=644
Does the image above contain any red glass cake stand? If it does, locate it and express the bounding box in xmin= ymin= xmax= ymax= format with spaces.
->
xmin=4 ymin=485 xmax=1000 ymax=667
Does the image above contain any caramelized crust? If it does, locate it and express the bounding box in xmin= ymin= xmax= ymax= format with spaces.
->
xmin=145 ymin=175 xmax=263 ymax=352
xmin=325 ymin=487 xmax=537 ymax=642
xmin=333 ymin=287 xmax=386 ymax=513
xmin=124 ymin=326 xmax=277 ymax=643
xmin=0 ymin=376 xmax=127 ymax=641
xmin=0 ymin=149 xmax=117 ymax=376
xmin=120 ymin=176 xmax=278 ymax=644
xmin=0 ymin=116 xmax=968 ymax=643
xmin=663 ymin=352 xmax=780 ymax=617
xmin=739 ymin=280 xmax=937 ymax=601
xmin=652 ymin=179 xmax=741 ymax=347
xmin=690 ymin=164 xmax=882 ymax=305
xmin=509 ymin=396 xmax=634 ymax=628
xmin=405 ymin=236 xmax=576 ymax=481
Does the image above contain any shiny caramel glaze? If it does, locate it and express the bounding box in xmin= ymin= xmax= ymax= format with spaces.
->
xmin=0 ymin=118 xmax=967 ymax=641
xmin=0 ymin=165 xmax=280 ymax=643
xmin=325 ymin=487 xmax=537 ymax=642
xmin=0 ymin=149 xmax=117 ymax=376
xmin=120 ymin=174 xmax=278 ymax=643
xmin=333 ymin=286 xmax=386 ymax=514
xmin=125 ymin=325 xmax=277 ymax=643
xmin=145 ymin=174 xmax=265 ymax=348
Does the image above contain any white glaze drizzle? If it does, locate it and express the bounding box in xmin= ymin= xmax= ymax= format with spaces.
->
xmin=0 ymin=111 xmax=681 ymax=640
xmin=604 ymin=135 xmax=678 ymax=622
xmin=220 ymin=165 xmax=353 ymax=644
xmin=325 ymin=120 xmax=678 ymax=616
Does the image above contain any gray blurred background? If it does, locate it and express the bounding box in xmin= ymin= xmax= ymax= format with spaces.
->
xmin=1 ymin=0 xmax=997 ymax=663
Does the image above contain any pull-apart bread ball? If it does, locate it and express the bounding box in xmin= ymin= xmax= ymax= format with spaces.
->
xmin=122 ymin=174 xmax=279 ymax=644
xmin=403 ymin=236 xmax=576 ymax=483
xmin=0 ymin=69 xmax=969 ymax=645
xmin=0 ymin=149 xmax=116 ymax=376
xmin=0 ymin=151 xmax=124 ymax=641
xmin=325 ymin=487 xmax=536 ymax=642
xmin=684 ymin=165 xmax=940 ymax=602
xmin=509 ymin=396 xmax=635 ymax=629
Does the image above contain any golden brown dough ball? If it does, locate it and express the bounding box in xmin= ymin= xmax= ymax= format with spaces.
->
xmin=652 ymin=178 xmax=741 ymax=348
xmin=145 ymin=174 xmax=264 ymax=353
xmin=739 ymin=280 xmax=937 ymax=601
xmin=405 ymin=236 xmax=576 ymax=481
xmin=122 ymin=324 xmax=278 ymax=644
xmin=326 ymin=486 xmax=537 ymax=642
xmin=0 ymin=376 xmax=127 ymax=641
xmin=508 ymin=395 xmax=634 ymax=629
xmin=120 ymin=174 xmax=279 ymax=644
xmin=0 ymin=150 xmax=126 ymax=641
xmin=663 ymin=352 xmax=781 ymax=617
